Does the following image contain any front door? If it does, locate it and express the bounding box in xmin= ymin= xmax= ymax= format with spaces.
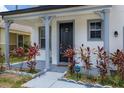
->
xmin=59 ymin=22 xmax=73 ymax=63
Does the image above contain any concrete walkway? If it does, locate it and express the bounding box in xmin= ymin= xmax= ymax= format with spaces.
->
xmin=22 ymin=71 xmax=88 ymax=88
xmin=11 ymin=61 xmax=67 ymax=73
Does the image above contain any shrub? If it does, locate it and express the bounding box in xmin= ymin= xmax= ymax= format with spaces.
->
xmin=94 ymin=46 xmax=109 ymax=81
xmin=0 ymin=50 xmax=5 ymax=72
xmin=63 ymin=47 xmax=75 ymax=75
xmin=26 ymin=43 xmax=40 ymax=73
xmin=110 ymin=49 xmax=124 ymax=80
xmin=79 ymin=44 xmax=93 ymax=76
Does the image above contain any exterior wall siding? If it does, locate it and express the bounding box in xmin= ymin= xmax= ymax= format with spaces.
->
xmin=0 ymin=28 xmax=31 ymax=54
xmin=51 ymin=13 xmax=103 ymax=66
xmin=3 ymin=5 xmax=123 ymax=67
xmin=33 ymin=13 xmax=103 ymax=66
xmin=109 ymin=6 xmax=124 ymax=53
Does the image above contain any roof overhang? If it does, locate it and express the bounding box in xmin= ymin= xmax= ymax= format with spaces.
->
xmin=0 ymin=5 xmax=112 ymax=20
xmin=0 ymin=5 xmax=82 ymax=16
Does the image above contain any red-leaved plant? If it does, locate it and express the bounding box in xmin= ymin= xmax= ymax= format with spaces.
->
xmin=110 ymin=49 xmax=124 ymax=80
xmin=27 ymin=43 xmax=40 ymax=73
xmin=80 ymin=44 xmax=93 ymax=76
xmin=15 ymin=47 xmax=25 ymax=57
xmin=10 ymin=47 xmax=25 ymax=70
xmin=63 ymin=47 xmax=75 ymax=74
xmin=0 ymin=48 xmax=5 ymax=72
xmin=94 ymin=46 xmax=109 ymax=81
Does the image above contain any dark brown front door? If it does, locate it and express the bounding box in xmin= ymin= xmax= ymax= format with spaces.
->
xmin=59 ymin=22 xmax=73 ymax=63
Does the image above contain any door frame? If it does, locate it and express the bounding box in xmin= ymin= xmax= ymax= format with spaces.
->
xmin=57 ymin=20 xmax=75 ymax=65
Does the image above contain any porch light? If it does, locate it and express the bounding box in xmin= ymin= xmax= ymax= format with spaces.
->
xmin=114 ymin=31 xmax=118 ymax=37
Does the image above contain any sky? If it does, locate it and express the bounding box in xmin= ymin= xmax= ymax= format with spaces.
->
xmin=5 ymin=5 xmax=32 ymax=11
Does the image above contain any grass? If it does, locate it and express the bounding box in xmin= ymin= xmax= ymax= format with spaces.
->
xmin=0 ymin=73 xmax=32 ymax=88
xmin=19 ymin=69 xmax=40 ymax=74
xmin=0 ymin=56 xmax=26 ymax=64
xmin=10 ymin=56 xmax=26 ymax=63
xmin=65 ymin=72 xmax=124 ymax=87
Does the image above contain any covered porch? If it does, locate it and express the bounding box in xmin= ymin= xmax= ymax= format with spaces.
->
xmin=0 ymin=5 xmax=111 ymax=71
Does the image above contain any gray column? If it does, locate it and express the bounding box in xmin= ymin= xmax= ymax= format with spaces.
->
xmin=103 ymin=9 xmax=110 ymax=54
xmin=4 ymin=19 xmax=13 ymax=68
xmin=42 ymin=16 xmax=52 ymax=70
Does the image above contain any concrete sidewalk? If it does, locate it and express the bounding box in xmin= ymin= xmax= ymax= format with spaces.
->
xmin=22 ymin=71 xmax=87 ymax=88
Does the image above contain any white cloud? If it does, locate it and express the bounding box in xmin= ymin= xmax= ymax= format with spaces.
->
xmin=0 ymin=5 xmax=8 ymax=12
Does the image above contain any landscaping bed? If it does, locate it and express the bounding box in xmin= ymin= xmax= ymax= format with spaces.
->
xmin=0 ymin=73 xmax=32 ymax=88
xmin=60 ymin=71 xmax=124 ymax=88
xmin=62 ymin=44 xmax=124 ymax=88
xmin=4 ymin=67 xmax=42 ymax=78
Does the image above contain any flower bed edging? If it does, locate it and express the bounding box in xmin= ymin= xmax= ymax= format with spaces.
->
xmin=58 ymin=71 xmax=113 ymax=88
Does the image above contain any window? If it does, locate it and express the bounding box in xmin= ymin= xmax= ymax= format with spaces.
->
xmin=39 ymin=26 xmax=51 ymax=49
xmin=88 ymin=19 xmax=102 ymax=40
xmin=18 ymin=35 xmax=23 ymax=47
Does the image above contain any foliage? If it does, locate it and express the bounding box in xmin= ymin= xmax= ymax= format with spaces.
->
xmin=26 ymin=43 xmax=40 ymax=73
xmin=110 ymin=49 xmax=124 ymax=80
xmin=0 ymin=73 xmax=32 ymax=88
xmin=0 ymin=54 xmax=5 ymax=72
xmin=65 ymin=72 xmax=124 ymax=87
xmin=63 ymin=47 xmax=75 ymax=75
xmin=0 ymin=48 xmax=5 ymax=72
xmin=94 ymin=46 xmax=109 ymax=81
xmin=10 ymin=47 xmax=25 ymax=70
xmin=79 ymin=44 xmax=93 ymax=76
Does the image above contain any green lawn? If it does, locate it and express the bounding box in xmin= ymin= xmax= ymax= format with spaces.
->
xmin=0 ymin=73 xmax=32 ymax=88
xmin=10 ymin=57 xmax=26 ymax=63
xmin=0 ymin=56 xmax=26 ymax=64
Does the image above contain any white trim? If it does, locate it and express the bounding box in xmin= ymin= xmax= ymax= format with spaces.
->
xmin=57 ymin=20 xmax=75 ymax=65
xmin=3 ymin=5 xmax=112 ymax=20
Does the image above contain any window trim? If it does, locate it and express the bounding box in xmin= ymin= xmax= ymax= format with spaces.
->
xmin=87 ymin=19 xmax=103 ymax=41
xmin=39 ymin=26 xmax=51 ymax=49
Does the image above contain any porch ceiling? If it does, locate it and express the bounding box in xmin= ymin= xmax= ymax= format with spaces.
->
xmin=14 ymin=18 xmax=42 ymax=26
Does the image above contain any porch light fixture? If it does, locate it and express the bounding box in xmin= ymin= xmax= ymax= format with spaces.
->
xmin=114 ymin=31 xmax=118 ymax=37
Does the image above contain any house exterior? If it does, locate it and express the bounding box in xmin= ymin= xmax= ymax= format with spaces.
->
xmin=0 ymin=6 xmax=31 ymax=55
xmin=0 ymin=17 xmax=31 ymax=54
xmin=0 ymin=5 xmax=124 ymax=70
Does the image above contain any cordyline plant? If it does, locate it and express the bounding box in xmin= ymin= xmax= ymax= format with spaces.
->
xmin=15 ymin=47 xmax=25 ymax=57
xmin=79 ymin=44 xmax=93 ymax=76
xmin=110 ymin=49 xmax=124 ymax=80
xmin=27 ymin=43 xmax=40 ymax=73
xmin=11 ymin=47 xmax=25 ymax=70
xmin=0 ymin=49 xmax=5 ymax=72
xmin=94 ymin=46 xmax=109 ymax=81
xmin=63 ymin=46 xmax=75 ymax=75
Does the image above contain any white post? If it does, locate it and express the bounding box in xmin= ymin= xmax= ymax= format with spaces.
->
xmin=103 ymin=9 xmax=110 ymax=54
xmin=4 ymin=19 xmax=13 ymax=68
xmin=42 ymin=16 xmax=52 ymax=71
